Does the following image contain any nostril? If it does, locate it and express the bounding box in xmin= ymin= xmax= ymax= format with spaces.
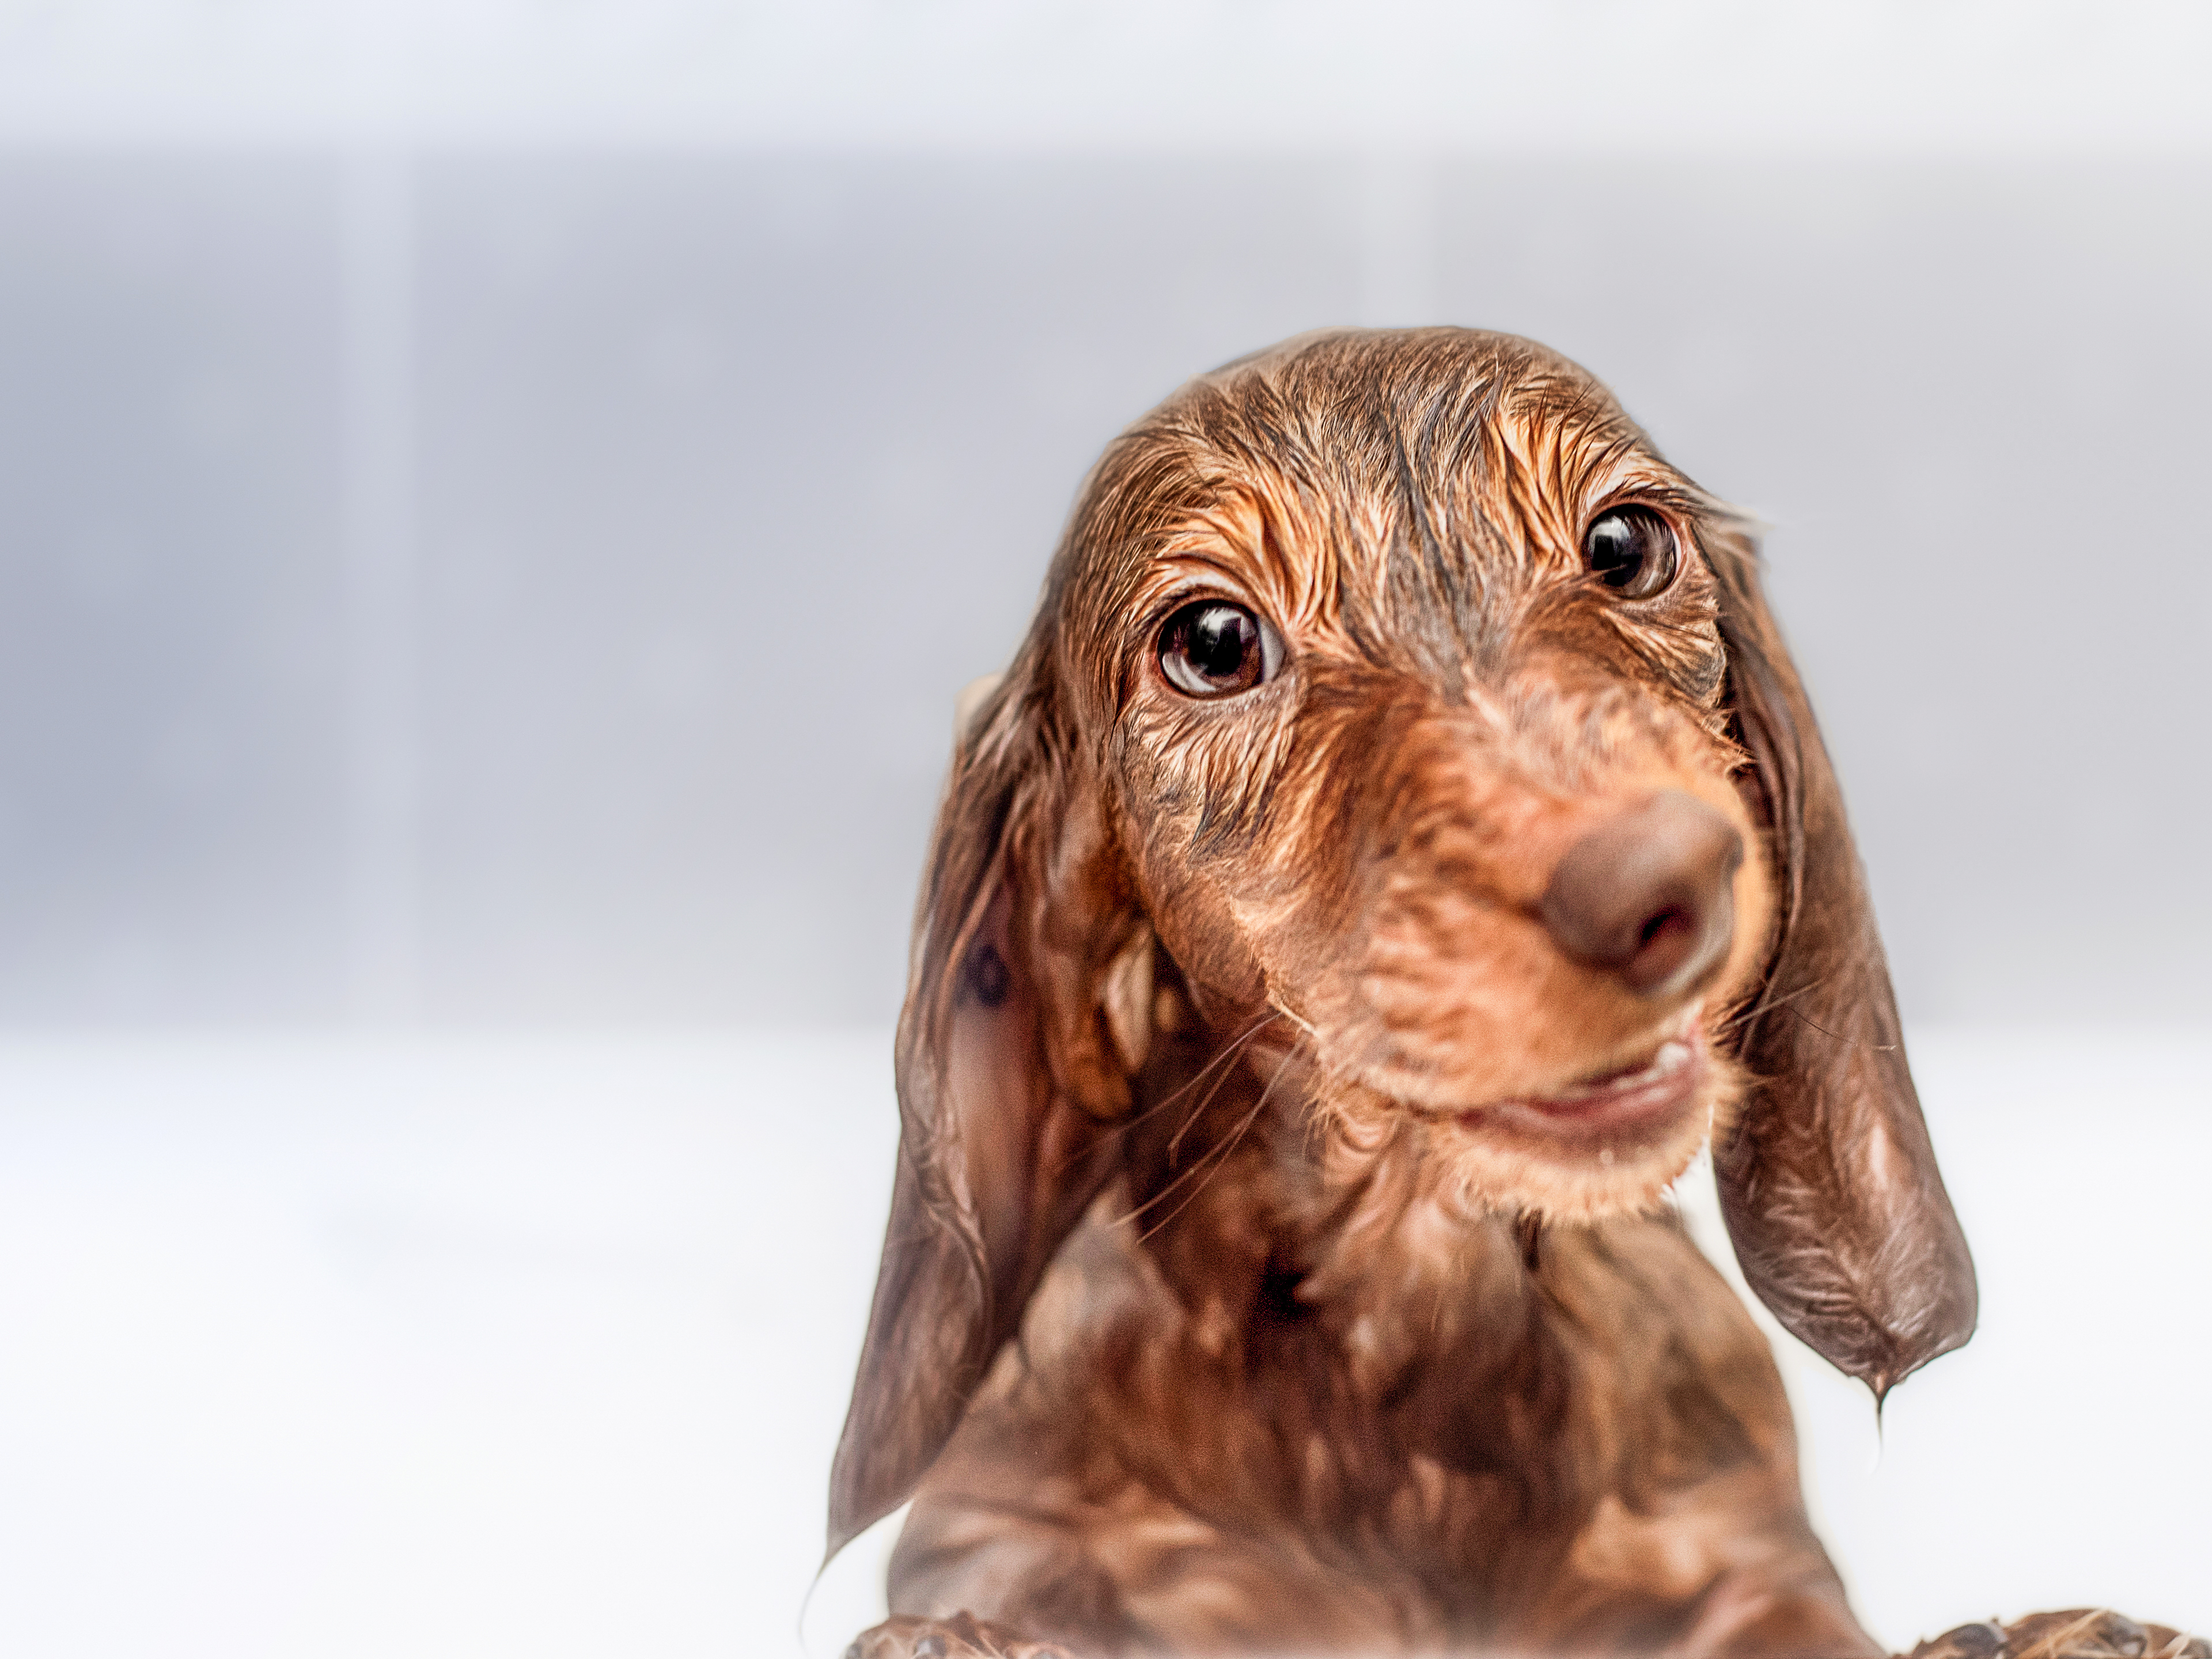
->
xmin=1622 ymin=902 xmax=1719 ymax=997
xmin=1540 ymin=791 xmax=1744 ymax=999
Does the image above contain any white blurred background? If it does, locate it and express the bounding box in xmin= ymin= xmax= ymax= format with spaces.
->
xmin=0 ymin=5 xmax=2207 ymax=1656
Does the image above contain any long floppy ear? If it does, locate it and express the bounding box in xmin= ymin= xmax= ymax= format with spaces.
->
xmin=1705 ymin=517 xmax=1978 ymax=1400
xmin=825 ymin=658 xmax=1143 ymax=1557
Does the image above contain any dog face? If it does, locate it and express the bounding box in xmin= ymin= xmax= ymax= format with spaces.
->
xmin=828 ymin=328 xmax=1976 ymax=1558
xmin=1056 ymin=336 xmax=1773 ymax=1218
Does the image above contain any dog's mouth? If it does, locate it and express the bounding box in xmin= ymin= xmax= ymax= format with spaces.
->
xmin=1447 ymin=1006 xmax=1707 ymax=1146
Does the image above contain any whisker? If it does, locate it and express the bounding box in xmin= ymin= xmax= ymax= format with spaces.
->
xmin=1706 ymin=971 xmax=1897 ymax=1056
xmin=1710 ymin=971 xmax=1838 ymax=1045
xmin=1781 ymin=1004 xmax=1897 ymax=1052
xmin=1039 ymin=1008 xmax=1282 ymax=1184
xmin=1131 ymin=1010 xmax=1281 ymax=1141
xmin=1134 ymin=1027 xmax=1309 ymax=1244
xmin=1112 ymin=1012 xmax=1291 ymax=1227
xmin=1167 ymin=1011 xmax=1284 ymax=1166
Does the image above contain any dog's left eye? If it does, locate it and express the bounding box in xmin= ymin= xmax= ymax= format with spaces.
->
xmin=1157 ymin=600 xmax=1284 ymax=699
xmin=1583 ymin=506 xmax=1680 ymax=599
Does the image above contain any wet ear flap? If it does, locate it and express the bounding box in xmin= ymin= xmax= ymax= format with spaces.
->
xmin=1705 ymin=518 xmax=1978 ymax=1400
xmin=827 ymin=668 xmax=1145 ymax=1558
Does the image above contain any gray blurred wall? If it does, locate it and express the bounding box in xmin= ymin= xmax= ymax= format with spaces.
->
xmin=2 ymin=151 xmax=2206 ymax=1028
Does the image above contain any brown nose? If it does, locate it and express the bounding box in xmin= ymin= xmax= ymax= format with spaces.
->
xmin=1539 ymin=791 xmax=1744 ymax=998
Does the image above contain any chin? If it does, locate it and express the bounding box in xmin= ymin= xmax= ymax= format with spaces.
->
xmin=1402 ymin=1021 xmax=1743 ymax=1224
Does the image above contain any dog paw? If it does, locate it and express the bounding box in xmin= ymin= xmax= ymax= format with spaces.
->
xmin=844 ymin=1613 xmax=1075 ymax=1659
xmin=1905 ymin=1611 xmax=2207 ymax=1659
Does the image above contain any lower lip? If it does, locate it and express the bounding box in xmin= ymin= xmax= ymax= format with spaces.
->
xmin=1457 ymin=1035 xmax=1706 ymax=1143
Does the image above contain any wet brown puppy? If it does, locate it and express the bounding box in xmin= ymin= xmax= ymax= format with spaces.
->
xmin=831 ymin=329 xmax=1977 ymax=1658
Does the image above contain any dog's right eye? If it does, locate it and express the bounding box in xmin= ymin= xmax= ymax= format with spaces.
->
xmin=1157 ymin=600 xmax=1283 ymax=699
xmin=1583 ymin=505 xmax=1680 ymax=600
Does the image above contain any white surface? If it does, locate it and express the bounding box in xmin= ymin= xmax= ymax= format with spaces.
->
xmin=1676 ymin=1026 xmax=2212 ymax=1640
xmin=0 ymin=1027 xmax=2203 ymax=1658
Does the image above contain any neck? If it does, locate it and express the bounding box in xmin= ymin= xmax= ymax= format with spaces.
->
xmin=1120 ymin=1012 xmax=1546 ymax=1400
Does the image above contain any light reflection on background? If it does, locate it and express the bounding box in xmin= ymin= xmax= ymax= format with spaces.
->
xmin=7 ymin=149 xmax=2210 ymax=1027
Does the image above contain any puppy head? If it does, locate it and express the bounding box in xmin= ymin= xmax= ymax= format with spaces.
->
xmin=828 ymin=329 xmax=1975 ymax=1554
xmin=1044 ymin=328 xmax=1768 ymax=1219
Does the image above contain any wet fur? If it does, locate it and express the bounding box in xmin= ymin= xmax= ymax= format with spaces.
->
xmin=831 ymin=330 xmax=1978 ymax=1658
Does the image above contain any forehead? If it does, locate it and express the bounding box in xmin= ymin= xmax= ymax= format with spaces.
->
xmin=1065 ymin=330 xmax=1698 ymax=656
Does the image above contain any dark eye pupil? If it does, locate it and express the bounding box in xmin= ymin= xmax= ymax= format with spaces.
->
xmin=1585 ymin=512 xmax=1649 ymax=585
xmin=1159 ymin=601 xmax=1274 ymax=697
xmin=1187 ymin=607 xmax=1254 ymax=676
xmin=1582 ymin=506 xmax=1677 ymax=597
